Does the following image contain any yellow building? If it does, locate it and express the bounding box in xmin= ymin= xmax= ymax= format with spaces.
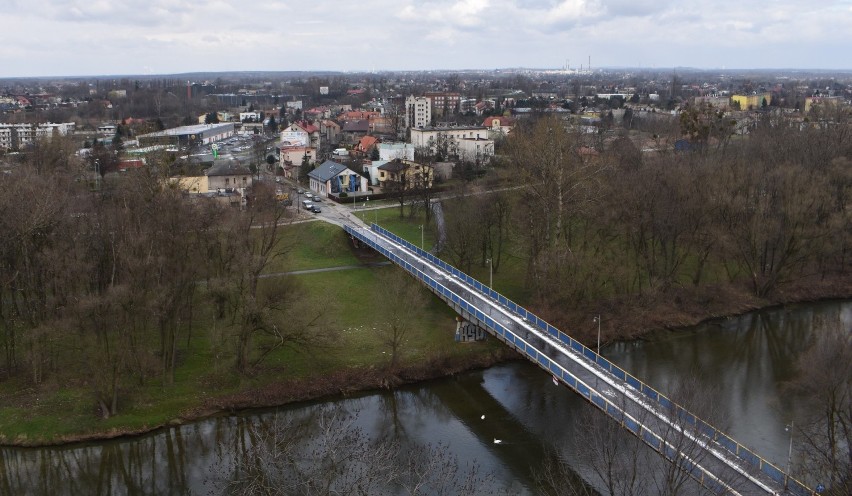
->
xmin=731 ymin=93 xmax=772 ymax=110
xmin=170 ymin=175 xmax=208 ymax=193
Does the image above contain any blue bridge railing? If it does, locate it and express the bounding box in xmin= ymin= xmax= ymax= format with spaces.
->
xmin=350 ymin=223 xmax=814 ymax=496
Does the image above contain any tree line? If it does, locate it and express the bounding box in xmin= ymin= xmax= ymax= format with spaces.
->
xmin=0 ymin=143 xmax=325 ymax=418
xmin=442 ymin=109 xmax=851 ymax=317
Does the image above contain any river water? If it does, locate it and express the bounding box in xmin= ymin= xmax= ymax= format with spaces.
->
xmin=1 ymin=300 xmax=849 ymax=495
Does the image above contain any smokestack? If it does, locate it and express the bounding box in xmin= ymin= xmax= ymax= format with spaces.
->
xmin=588 ymin=55 xmax=591 ymax=72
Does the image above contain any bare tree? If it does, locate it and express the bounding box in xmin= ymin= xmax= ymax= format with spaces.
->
xmin=211 ymin=182 xmax=331 ymax=373
xmin=374 ymin=270 xmax=428 ymax=373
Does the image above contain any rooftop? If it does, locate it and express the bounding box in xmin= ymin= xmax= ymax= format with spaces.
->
xmin=308 ymin=160 xmax=349 ymax=182
xmin=141 ymin=123 xmax=233 ymax=138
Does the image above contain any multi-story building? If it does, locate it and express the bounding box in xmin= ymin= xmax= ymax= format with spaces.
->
xmin=409 ymin=125 xmax=489 ymax=149
xmin=378 ymin=142 xmax=416 ymax=161
xmin=405 ymin=96 xmax=432 ymax=130
xmin=0 ymin=122 xmax=75 ymax=150
xmin=424 ymin=92 xmax=461 ymax=116
xmin=409 ymin=125 xmax=494 ymax=163
xmin=731 ymin=93 xmax=772 ymax=110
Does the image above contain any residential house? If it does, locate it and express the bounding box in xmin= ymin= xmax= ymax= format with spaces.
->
xmin=355 ymin=135 xmax=379 ymax=156
xmin=340 ymin=120 xmax=370 ymax=144
xmin=278 ymin=146 xmax=317 ymax=180
xmin=482 ymin=116 xmax=515 ymax=139
xmin=281 ymin=121 xmax=321 ymax=149
xmin=362 ymin=160 xmax=387 ymax=186
xmin=305 ymin=106 xmax=332 ymax=120
xmin=206 ymin=159 xmax=252 ymax=192
xmin=375 ymin=159 xmax=433 ymax=189
xmin=308 ymin=160 xmax=368 ymax=197
xmin=320 ymin=119 xmax=341 ymax=147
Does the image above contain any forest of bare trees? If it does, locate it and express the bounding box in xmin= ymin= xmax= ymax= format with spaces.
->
xmin=462 ymin=111 xmax=852 ymax=326
xmin=0 ymin=140 xmax=325 ymax=418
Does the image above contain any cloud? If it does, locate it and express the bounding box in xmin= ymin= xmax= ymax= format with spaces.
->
xmin=0 ymin=0 xmax=850 ymax=76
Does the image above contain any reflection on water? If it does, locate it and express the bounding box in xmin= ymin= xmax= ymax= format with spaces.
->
xmin=606 ymin=299 xmax=851 ymax=467
xmin=0 ymin=300 xmax=847 ymax=495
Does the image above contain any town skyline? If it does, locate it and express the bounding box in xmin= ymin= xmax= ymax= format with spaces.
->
xmin=3 ymin=0 xmax=852 ymax=78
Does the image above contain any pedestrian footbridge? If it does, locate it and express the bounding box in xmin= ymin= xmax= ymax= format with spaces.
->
xmin=345 ymin=223 xmax=817 ymax=496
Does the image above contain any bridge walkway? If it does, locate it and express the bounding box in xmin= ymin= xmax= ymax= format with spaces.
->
xmin=345 ymin=224 xmax=815 ymax=496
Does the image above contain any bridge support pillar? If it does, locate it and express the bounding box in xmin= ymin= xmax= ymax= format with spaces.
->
xmin=455 ymin=316 xmax=487 ymax=343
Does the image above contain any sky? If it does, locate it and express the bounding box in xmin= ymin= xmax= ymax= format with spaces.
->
xmin=2 ymin=0 xmax=851 ymax=78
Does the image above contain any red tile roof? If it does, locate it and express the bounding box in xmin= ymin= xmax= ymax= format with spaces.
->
xmin=483 ymin=116 xmax=515 ymax=127
xmin=357 ymin=135 xmax=378 ymax=152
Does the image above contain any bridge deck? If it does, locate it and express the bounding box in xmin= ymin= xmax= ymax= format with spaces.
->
xmin=345 ymin=224 xmax=815 ymax=496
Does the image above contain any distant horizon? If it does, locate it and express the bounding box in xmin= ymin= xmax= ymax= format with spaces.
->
xmin=3 ymin=1 xmax=850 ymax=80
xmin=3 ymin=65 xmax=852 ymax=82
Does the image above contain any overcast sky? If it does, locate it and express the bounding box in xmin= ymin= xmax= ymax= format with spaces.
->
xmin=2 ymin=0 xmax=851 ymax=77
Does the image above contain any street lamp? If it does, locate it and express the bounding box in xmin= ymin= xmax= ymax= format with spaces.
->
xmin=485 ymin=258 xmax=493 ymax=288
xmin=419 ymin=224 xmax=424 ymax=250
xmin=593 ymin=315 xmax=601 ymax=355
xmin=785 ymin=421 xmax=794 ymax=489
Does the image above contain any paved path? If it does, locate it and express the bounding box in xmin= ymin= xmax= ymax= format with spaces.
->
xmin=259 ymin=262 xmax=391 ymax=279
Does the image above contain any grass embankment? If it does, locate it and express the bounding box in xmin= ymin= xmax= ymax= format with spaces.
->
xmin=0 ymin=213 xmax=512 ymax=446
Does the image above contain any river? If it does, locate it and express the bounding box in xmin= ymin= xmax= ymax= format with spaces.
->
xmin=1 ymin=300 xmax=849 ymax=495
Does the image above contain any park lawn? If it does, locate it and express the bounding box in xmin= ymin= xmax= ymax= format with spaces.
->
xmin=260 ymin=264 xmax=487 ymax=375
xmin=373 ymin=204 xmax=533 ymax=305
xmin=263 ymin=221 xmax=363 ymax=274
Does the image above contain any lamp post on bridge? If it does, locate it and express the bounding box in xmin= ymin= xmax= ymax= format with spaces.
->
xmin=485 ymin=258 xmax=493 ymax=288
xmin=593 ymin=315 xmax=601 ymax=355
xmin=419 ymin=224 xmax=424 ymax=251
xmin=785 ymin=421 xmax=794 ymax=490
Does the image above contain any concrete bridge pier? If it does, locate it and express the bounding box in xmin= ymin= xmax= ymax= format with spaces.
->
xmin=455 ymin=316 xmax=488 ymax=342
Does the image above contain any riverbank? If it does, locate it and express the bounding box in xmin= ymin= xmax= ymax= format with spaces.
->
xmin=540 ymin=272 xmax=852 ymax=346
xmin=5 ymin=281 xmax=852 ymax=447
xmin=0 ymin=252 xmax=852 ymax=446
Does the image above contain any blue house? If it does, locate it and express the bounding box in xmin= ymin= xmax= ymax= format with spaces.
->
xmin=307 ymin=160 xmax=368 ymax=198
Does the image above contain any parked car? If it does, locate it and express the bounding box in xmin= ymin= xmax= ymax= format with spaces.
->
xmin=310 ymin=205 xmax=322 ymax=213
xmin=313 ymin=195 xmax=322 ymax=202
xmin=302 ymin=200 xmax=313 ymax=210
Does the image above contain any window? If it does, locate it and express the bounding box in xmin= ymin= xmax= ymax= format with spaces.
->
xmin=225 ymin=178 xmax=230 ymax=185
